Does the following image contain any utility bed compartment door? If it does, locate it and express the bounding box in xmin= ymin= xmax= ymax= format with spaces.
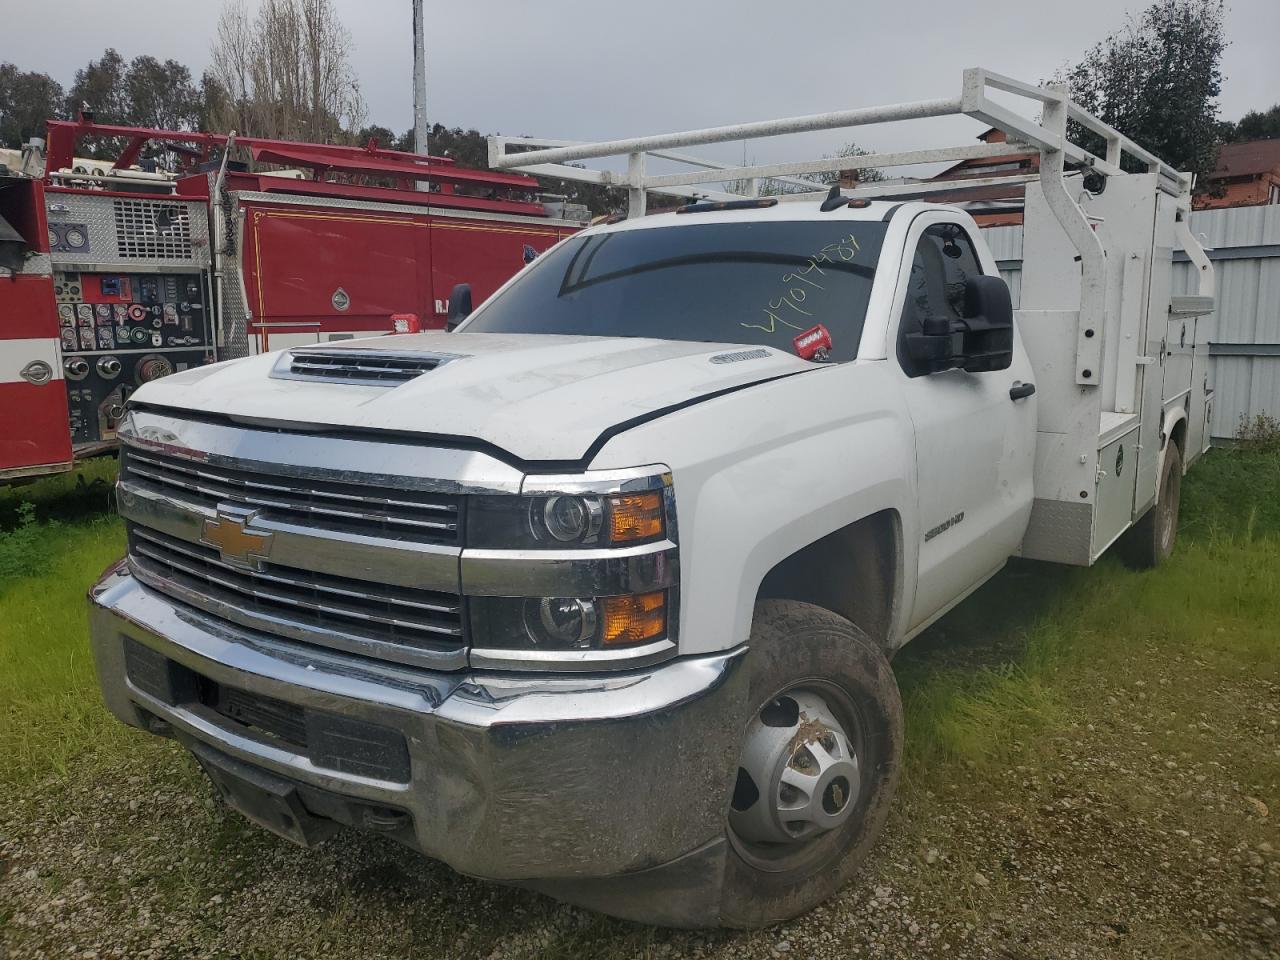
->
xmin=1092 ymin=423 xmax=1140 ymax=559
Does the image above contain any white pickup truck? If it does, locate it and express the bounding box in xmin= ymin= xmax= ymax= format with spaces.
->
xmin=89 ymin=70 xmax=1215 ymax=927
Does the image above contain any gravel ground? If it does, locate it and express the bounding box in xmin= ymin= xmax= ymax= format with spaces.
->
xmin=2 ymin=640 xmax=1276 ymax=960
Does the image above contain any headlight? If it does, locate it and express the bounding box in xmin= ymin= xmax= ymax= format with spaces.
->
xmin=527 ymin=596 xmax=597 ymax=646
xmin=537 ymin=495 xmax=603 ymax=542
xmin=471 ymin=590 xmax=669 ymax=651
xmin=465 ymin=468 xmax=677 ymax=665
xmin=467 ymin=476 xmax=670 ymax=549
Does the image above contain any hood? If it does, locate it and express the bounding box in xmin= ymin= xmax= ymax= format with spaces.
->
xmin=132 ymin=331 xmax=812 ymax=462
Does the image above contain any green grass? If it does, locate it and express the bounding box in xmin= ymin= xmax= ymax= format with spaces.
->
xmin=0 ymin=456 xmax=128 ymax=783
xmin=2 ymin=444 xmax=1277 ymax=787
xmin=894 ymin=439 xmax=1280 ymax=771
xmin=2 ymin=444 xmax=1278 ymax=959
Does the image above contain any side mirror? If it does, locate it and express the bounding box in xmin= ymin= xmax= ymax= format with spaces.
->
xmin=957 ymin=275 xmax=1013 ymax=373
xmin=445 ymin=283 xmax=472 ymax=332
xmin=904 ymin=275 xmax=1014 ymax=374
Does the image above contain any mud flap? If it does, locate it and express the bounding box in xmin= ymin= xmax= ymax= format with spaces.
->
xmin=189 ymin=740 xmax=338 ymax=848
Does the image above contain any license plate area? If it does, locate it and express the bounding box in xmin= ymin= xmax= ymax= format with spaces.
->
xmin=189 ymin=741 xmax=338 ymax=848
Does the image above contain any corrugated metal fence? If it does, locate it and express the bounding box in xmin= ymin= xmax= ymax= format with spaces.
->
xmin=984 ymin=204 xmax=1280 ymax=439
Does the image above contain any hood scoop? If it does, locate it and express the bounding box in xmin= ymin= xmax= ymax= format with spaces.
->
xmin=273 ymin=348 xmax=466 ymax=386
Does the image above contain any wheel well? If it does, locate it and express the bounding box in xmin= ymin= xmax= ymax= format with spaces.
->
xmin=755 ymin=510 xmax=899 ymax=649
xmin=1169 ymin=417 xmax=1188 ymax=458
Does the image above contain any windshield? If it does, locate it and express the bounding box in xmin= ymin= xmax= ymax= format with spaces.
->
xmin=460 ymin=219 xmax=888 ymax=362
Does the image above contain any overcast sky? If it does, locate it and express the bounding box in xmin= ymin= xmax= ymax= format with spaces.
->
xmin=3 ymin=0 xmax=1277 ymax=175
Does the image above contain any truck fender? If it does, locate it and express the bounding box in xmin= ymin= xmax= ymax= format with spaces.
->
xmin=1160 ymin=406 xmax=1188 ymax=475
xmin=590 ymin=367 xmax=919 ymax=658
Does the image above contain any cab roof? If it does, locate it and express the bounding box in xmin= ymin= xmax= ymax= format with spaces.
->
xmin=590 ymin=197 xmax=960 ymax=234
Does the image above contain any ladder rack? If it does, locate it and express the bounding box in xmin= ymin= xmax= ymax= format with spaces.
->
xmin=490 ymin=66 xmax=1215 ymax=404
xmin=488 ymin=67 xmax=1191 ymax=217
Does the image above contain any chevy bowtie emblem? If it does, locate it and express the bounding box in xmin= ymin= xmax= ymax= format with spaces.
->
xmin=200 ymin=507 xmax=273 ymax=570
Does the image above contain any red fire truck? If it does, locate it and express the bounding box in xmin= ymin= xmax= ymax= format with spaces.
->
xmin=0 ymin=119 xmax=587 ymax=483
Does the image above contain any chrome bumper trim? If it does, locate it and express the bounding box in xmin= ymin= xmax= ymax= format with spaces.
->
xmin=520 ymin=466 xmax=672 ymax=496
xmin=468 ymin=637 xmax=678 ymax=672
xmin=460 ymin=539 xmax=678 ymax=597
xmin=90 ymin=565 xmax=749 ymax=881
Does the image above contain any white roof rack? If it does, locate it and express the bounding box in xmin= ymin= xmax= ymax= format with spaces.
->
xmin=488 ymin=67 xmax=1191 ymax=219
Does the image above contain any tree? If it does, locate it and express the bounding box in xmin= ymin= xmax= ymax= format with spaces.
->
xmin=65 ymin=48 xmax=129 ymax=124
xmin=1221 ymin=105 xmax=1280 ymax=143
xmin=124 ymin=56 xmax=202 ymax=131
xmin=199 ymin=71 xmax=231 ymax=134
xmin=355 ymin=124 xmax=403 ymax=150
xmin=820 ymin=142 xmax=885 ymax=186
xmin=425 ymin=123 xmax=490 ymax=168
xmin=63 ymin=49 xmax=134 ymax=159
xmin=1056 ymin=0 xmax=1227 ymax=183
xmin=209 ymin=0 xmax=364 ymax=142
xmin=0 ymin=63 xmax=63 ymax=148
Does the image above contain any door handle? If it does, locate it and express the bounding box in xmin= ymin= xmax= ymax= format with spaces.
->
xmin=1009 ymin=381 xmax=1036 ymax=401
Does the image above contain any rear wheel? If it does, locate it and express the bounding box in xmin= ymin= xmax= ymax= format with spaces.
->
xmin=1121 ymin=443 xmax=1182 ymax=569
xmin=719 ymin=600 xmax=902 ymax=928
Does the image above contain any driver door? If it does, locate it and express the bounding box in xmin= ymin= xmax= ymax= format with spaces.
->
xmin=894 ymin=216 xmax=1036 ymax=630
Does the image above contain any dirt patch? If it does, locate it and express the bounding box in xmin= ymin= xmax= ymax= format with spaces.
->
xmin=2 ymin=644 xmax=1275 ymax=960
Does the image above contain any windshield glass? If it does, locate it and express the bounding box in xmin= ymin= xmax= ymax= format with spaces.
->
xmin=461 ymin=219 xmax=888 ymax=362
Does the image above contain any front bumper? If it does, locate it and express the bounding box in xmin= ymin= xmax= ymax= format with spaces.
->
xmin=89 ymin=562 xmax=749 ymax=885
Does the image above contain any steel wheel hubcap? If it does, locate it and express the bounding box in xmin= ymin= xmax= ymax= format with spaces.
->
xmin=729 ymin=689 xmax=861 ymax=846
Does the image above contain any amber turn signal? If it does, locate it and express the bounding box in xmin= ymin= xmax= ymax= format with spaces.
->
xmin=608 ymin=491 xmax=664 ymax=543
xmin=601 ymin=591 xmax=667 ymax=646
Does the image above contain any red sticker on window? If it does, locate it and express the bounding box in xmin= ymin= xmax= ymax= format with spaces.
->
xmin=793 ymin=324 xmax=833 ymax=361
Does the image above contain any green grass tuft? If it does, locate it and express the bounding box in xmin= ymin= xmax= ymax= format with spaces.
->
xmin=0 ymin=458 xmax=129 ymax=784
xmin=896 ymin=445 xmax=1280 ymax=773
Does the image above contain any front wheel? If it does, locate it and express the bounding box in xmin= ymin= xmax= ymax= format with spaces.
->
xmin=718 ymin=600 xmax=903 ymax=928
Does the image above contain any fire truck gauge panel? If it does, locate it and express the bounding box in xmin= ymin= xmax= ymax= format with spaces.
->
xmin=48 ymin=222 xmax=90 ymax=253
xmin=52 ymin=268 xmax=213 ymax=448
xmin=53 ymin=272 xmax=82 ymax=302
xmin=45 ymin=193 xmax=210 ymax=269
xmin=136 ymin=355 xmax=174 ymax=383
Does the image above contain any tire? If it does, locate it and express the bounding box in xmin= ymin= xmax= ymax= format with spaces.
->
xmin=1120 ymin=443 xmax=1182 ymax=569
xmin=718 ymin=600 xmax=903 ymax=928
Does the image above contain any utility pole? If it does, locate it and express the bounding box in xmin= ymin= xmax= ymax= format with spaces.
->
xmin=412 ymin=0 xmax=429 ymax=190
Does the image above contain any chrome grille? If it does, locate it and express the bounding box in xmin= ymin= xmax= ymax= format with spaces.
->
xmin=121 ymin=447 xmax=460 ymax=545
xmin=127 ymin=525 xmax=464 ymax=666
xmin=284 ymin=350 xmax=451 ymax=384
